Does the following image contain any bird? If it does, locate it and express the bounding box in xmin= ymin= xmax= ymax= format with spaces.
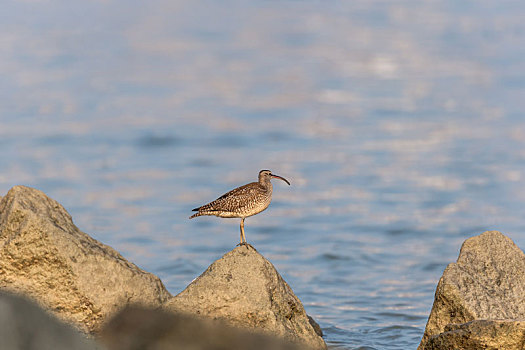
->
xmin=189 ymin=170 xmax=290 ymax=245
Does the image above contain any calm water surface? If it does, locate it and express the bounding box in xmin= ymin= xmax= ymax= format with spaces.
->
xmin=2 ymin=1 xmax=525 ymax=349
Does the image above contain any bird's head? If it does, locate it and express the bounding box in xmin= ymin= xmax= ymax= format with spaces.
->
xmin=259 ymin=169 xmax=290 ymax=185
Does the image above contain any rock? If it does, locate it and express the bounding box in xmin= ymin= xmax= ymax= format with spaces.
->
xmin=0 ymin=185 xmax=171 ymax=334
xmin=425 ymin=319 xmax=525 ymax=350
xmin=0 ymin=291 xmax=100 ymax=350
xmin=164 ymin=244 xmax=327 ymax=350
xmin=100 ymin=306 xmax=305 ymax=350
xmin=308 ymin=315 xmax=323 ymax=337
xmin=418 ymin=231 xmax=525 ymax=349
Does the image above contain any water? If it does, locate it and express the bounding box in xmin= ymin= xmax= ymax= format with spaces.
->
xmin=1 ymin=1 xmax=525 ymax=349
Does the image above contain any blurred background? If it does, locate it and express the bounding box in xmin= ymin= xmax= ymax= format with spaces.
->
xmin=1 ymin=1 xmax=525 ymax=349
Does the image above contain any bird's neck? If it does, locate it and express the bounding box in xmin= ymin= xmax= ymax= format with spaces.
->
xmin=259 ymin=179 xmax=272 ymax=191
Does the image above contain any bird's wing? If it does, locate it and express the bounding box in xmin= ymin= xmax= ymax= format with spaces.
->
xmin=195 ymin=182 xmax=263 ymax=213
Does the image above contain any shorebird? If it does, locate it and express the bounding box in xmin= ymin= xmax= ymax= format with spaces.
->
xmin=189 ymin=170 xmax=290 ymax=245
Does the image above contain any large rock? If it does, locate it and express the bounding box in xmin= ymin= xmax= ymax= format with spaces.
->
xmin=418 ymin=231 xmax=525 ymax=349
xmin=164 ymin=244 xmax=327 ymax=350
xmin=0 ymin=185 xmax=171 ymax=333
xmin=0 ymin=291 xmax=99 ymax=350
xmin=100 ymin=306 xmax=304 ymax=350
xmin=425 ymin=320 xmax=525 ymax=350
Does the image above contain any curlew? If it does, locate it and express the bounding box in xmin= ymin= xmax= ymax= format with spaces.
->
xmin=189 ymin=170 xmax=290 ymax=245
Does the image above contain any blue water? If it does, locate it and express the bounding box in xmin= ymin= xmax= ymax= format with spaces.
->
xmin=1 ymin=1 xmax=525 ymax=349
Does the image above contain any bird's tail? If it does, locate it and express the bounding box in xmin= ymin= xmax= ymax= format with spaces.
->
xmin=189 ymin=211 xmax=204 ymax=219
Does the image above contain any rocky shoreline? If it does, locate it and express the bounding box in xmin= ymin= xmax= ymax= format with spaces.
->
xmin=0 ymin=186 xmax=325 ymax=350
xmin=1 ymin=186 xmax=524 ymax=349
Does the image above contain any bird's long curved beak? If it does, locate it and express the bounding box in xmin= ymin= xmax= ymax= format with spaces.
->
xmin=270 ymin=173 xmax=290 ymax=185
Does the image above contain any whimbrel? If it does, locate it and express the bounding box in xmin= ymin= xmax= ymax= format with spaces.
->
xmin=189 ymin=170 xmax=290 ymax=245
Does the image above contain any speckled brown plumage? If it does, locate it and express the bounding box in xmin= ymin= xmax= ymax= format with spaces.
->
xmin=189 ymin=170 xmax=290 ymax=245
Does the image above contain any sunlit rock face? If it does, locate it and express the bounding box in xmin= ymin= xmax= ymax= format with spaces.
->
xmin=425 ymin=320 xmax=525 ymax=350
xmin=0 ymin=185 xmax=171 ymax=333
xmin=165 ymin=244 xmax=327 ymax=350
xmin=418 ymin=231 xmax=525 ymax=350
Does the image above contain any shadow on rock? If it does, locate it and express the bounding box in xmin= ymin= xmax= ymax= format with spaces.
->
xmin=100 ymin=306 xmax=307 ymax=350
xmin=0 ymin=291 xmax=100 ymax=350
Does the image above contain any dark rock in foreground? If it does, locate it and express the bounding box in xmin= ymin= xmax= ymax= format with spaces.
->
xmin=425 ymin=319 xmax=525 ymax=350
xmin=0 ymin=291 xmax=99 ymax=350
xmin=418 ymin=231 xmax=525 ymax=349
xmin=0 ymin=186 xmax=171 ymax=333
xmin=100 ymin=306 xmax=305 ymax=350
xmin=165 ymin=244 xmax=327 ymax=350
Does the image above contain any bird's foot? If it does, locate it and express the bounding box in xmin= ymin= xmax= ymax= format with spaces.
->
xmin=236 ymin=242 xmax=256 ymax=251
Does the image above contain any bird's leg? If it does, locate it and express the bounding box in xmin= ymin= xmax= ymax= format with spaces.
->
xmin=238 ymin=220 xmax=242 ymax=245
xmin=238 ymin=218 xmax=246 ymax=246
xmin=241 ymin=218 xmax=246 ymax=244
